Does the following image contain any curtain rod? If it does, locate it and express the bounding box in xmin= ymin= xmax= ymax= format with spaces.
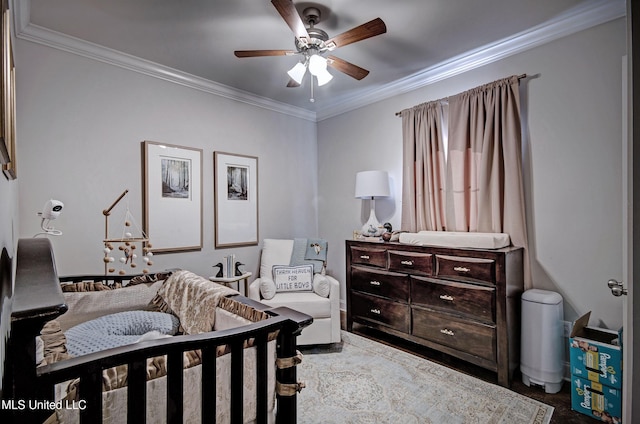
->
xmin=394 ymin=73 xmax=527 ymax=116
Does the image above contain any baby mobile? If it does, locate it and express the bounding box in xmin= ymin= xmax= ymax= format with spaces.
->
xmin=101 ymin=189 xmax=154 ymax=275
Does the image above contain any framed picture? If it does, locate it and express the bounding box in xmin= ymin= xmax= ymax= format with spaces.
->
xmin=143 ymin=141 xmax=203 ymax=252
xmin=214 ymin=151 xmax=258 ymax=248
xmin=1 ymin=0 xmax=15 ymax=180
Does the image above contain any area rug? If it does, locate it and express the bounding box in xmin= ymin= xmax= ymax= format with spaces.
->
xmin=297 ymin=331 xmax=553 ymax=424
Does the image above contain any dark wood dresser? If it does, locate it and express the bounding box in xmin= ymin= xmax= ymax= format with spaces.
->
xmin=346 ymin=239 xmax=523 ymax=387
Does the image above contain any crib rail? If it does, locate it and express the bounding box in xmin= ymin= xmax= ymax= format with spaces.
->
xmin=36 ymin=314 xmax=298 ymax=424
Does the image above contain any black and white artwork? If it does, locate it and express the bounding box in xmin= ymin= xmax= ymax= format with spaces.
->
xmin=161 ymin=157 xmax=191 ymax=198
xmin=214 ymin=152 xmax=258 ymax=248
xmin=227 ymin=165 xmax=248 ymax=200
xmin=144 ymin=141 xmax=202 ymax=252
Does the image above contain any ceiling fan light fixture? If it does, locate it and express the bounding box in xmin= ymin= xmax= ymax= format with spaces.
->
xmin=315 ymin=68 xmax=333 ymax=86
xmin=308 ymin=54 xmax=327 ymax=76
xmin=287 ymin=61 xmax=307 ymax=84
xmin=237 ymin=2 xmax=386 ymax=96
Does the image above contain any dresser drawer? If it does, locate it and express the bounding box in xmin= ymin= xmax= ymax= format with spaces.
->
xmin=388 ymin=250 xmax=433 ymax=275
xmin=412 ymin=308 xmax=496 ymax=362
xmin=350 ymin=246 xmax=387 ymax=268
xmin=351 ymin=266 xmax=409 ymax=301
xmin=351 ymin=266 xmax=409 ymax=303
xmin=435 ymin=255 xmax=495 ymax=284
xmin=351 ymin=292 xmax=410 ymax=333
xmin=411 ymin=277 xmax=495 ymax=323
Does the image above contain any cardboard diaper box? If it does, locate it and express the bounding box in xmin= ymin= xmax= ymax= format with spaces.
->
xmin=571 ymin=376 xmax=622 ymax=423
xmin=569 ymin=312 xmax=622 ymax=389
xmin=569 ymin=311 xmax=623 ymax=423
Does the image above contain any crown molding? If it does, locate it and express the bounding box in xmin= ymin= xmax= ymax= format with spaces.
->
xmin=315 ymin=0 xmax=626 ymax=121
xmin=12 ymin=1 xmax=316 ymax=122
xmin=13 ymin=0 xmax=625 ymax=123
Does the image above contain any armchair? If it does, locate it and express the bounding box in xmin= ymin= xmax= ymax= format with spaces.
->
xmin=249 ymin=239 xmax=341 ymax=345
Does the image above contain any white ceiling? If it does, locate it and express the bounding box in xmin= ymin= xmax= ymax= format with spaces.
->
xmin=19 ymin=0 xmax=625 ymax=120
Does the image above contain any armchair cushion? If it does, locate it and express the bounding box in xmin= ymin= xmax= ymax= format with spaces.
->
xmin=259 ymin=269 xmax=328 ymax=300
xmin=259 ymin=239 xmax=295 ymax=282
xmin=273 ymin=264 xmax=313 ymax=292
xmin=259 ymin=279 xmax=276 ymax=300
xmin=312 ymin=274 xmax=331 ymax=298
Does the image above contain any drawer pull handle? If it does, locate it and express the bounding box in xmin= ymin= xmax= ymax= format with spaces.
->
xmin=370 ymin=308 xmax=381 ymax=315
xmin=360 ymin=255 xmax=370 ymax=260
xmin=440 ymin=328 xmax=455 ymax=336
xmin=370 ymin=280 xmax=381 ymax=286
xmin=439 ymin=294 xmax=454 ymax=302
xmin=453 ymin=266 xmax=470 ymax=273
xmin=401 ymin=260 xmax=414 ymax=266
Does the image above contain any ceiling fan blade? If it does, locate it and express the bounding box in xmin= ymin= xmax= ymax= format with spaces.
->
xmin=325 ymin=18 xmax=387 ymax=49
xmin=234 ymin=50 xmax=296 ymax=57
xmin=327 ymin=56 xmax=369 ymax=80
xmin=286 ymin=79 xmax=301 ymax=88
xmin=271 ymin=0 xmax=309 ymax=43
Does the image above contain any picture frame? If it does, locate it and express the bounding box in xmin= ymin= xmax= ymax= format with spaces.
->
xmin=143 ymin=141 xmax=203 ymax=253
xmin=1 ymin=0 xmax=15 ymax=180
xmin=214 ymin=151 xmax=258 ymax=248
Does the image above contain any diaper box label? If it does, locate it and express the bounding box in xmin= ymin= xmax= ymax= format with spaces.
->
xmin=571 ymin=376 xmax=622 ymax=423
xmin=569 ymin=312 xmax=622 ymax=389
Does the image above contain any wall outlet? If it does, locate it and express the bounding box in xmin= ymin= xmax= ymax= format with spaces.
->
xmin=563 ymin=321 xmax=573 ymax=337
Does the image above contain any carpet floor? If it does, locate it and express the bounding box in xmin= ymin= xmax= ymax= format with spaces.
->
xmin=297 ymin=331 xmax=553 ymax=423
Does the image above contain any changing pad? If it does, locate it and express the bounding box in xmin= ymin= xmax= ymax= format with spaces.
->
xmin=398 ymin=231 xmax=511 ymax=249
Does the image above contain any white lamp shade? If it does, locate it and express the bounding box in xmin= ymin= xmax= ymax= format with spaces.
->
xmin=308 ymin=54 xmax=327 ymax=75
xmin=315 ymin=68 xmax=333 ymax=86
xmin=355 ymin=171 xmax=390 ymax=198
xmin=287 ymin=62 xmax=307 ymax=84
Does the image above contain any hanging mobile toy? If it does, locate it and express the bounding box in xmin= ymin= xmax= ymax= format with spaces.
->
xmin=102 ymin=189 xmax=154 ymax=275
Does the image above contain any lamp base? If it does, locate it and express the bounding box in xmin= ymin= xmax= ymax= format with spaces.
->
xmin=361 ymin=203 xmax=384 ymax=237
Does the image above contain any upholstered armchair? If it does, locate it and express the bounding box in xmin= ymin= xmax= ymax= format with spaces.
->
xmin=248 ymin=238 xmax=341 ymax=345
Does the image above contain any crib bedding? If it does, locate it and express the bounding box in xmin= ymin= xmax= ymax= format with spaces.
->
xmin=64 ymin=310 xmax=180 ymax=357
xmin=46 ymin=270 xmax=278 ymax=424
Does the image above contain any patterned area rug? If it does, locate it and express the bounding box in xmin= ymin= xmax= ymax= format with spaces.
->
xmin=297 ymin=331 xmax=553 ymax=424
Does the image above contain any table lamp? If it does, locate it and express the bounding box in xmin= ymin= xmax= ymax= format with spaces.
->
xmin=355 ymin=170 xmax=390 ymax=237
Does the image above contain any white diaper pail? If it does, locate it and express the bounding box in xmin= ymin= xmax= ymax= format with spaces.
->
xmin=520 ymin=289 xmax=564 ymax=393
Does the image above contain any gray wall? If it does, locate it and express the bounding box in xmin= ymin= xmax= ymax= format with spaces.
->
xmin=15 ymin=40 xmax=318 ymax=279
xmin=317 ymin=18 xmax=627 ymax=329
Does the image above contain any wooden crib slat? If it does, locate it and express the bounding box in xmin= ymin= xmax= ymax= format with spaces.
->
xmin=201 ymin=346 xmax=217 ymax=423
xmin=79 ymin=366 xmax=103 ymax=423
xmin=230 ymin=340 xmax=244 ymax=424
xmin=256 ymin=333 xmax=268 ymax=424
xmin=127 ymin=359 xmax=147 ymax=423
xmin=166 ymin=351 xmax=184 ymax=424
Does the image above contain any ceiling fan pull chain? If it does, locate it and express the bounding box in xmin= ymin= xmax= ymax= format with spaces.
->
xmin=310 ymin=77 xmax=315 ymax=102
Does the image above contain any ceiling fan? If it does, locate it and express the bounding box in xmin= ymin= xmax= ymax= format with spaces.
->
xmin=234 ymin=0 xmax=386 ymax=99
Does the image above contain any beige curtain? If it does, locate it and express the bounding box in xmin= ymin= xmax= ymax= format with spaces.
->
xmin=400 ymin=101 xmax=447 ymax=232
xmin=446 ymin=75 xmax=530 ymax=287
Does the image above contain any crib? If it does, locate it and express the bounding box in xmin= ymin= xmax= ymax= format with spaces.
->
xmin=2 ymin=239 xmax=311 ymax=423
